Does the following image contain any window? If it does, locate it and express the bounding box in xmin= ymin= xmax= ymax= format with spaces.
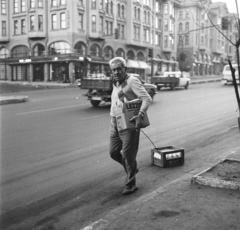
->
xmin=2 ymin=21 xmax=6 ymax=35
xmin=164 ymin=3 xmax=168 ymax=14
xmin=138 ymin=8 xmax=140 ymax=21
xmin=121 ymin=25 xmax=124 ymax=39
xmin=185 ymin=22 xmax=189 ymax=31
xmin=134 ymin=7 xmax=137 ymax=20
xmin=14 ymin=0 xmax=18 ymax=13
xmin=186 ymin=9 xmax=189 ymax=18
xmin=99 ymin=0 xmax=103 ymax=9
xmin=14 ymin=20 xmax=18 ymax=34
xmin=144 ymin=28 xmax=150 ymax=42
xmin=52 ymin=0 xmax=57 ymax=7
xmin=30 ymin=0 xmax=35 ymax=8
xmin=122 ymin=5 xmax=124 ymax=18
xmin=164 ymin=35 xmax=168 ymax=47
xmin=91 ymin=0 xmax=96 ymax=9
xmin=110 ymin=1 xmax=113 ymax=15
xmin=134 ymin=26 xmax=140 ymax=40
xmin=164 ymin=19 xmax=168 ymax=31
xmin=60 ymin=0 xmax=66 ymax=5
xmin=52 ymin=14 xmax=57 ymax=30
xmin=179 ymin=22 xmax=182 ymax=32
xmin=60 ymin=13 xmax=66 ymax=28
xmin=148 ymin=12 xmax=150 ymax=24
xmin=185 ymin=34 xmax=189 ymax=45
xmin=21 ymin=0 xmax=26 ymax=12
xmin=144 ymin=11 xmax=147 ymax=23
xmin=179 ymin=10 xmax=183 ymax=19
xmin=1 ymin=0 xmax=6 ymax=14
xmin=12 ymin=45 xmax=28 ymax=58
xmin=99 ymin=16 xmax=103 ymax=32
xmin=118 ymin=4 xmax=121 ymax=17
xmin=38 ymin=15 xmax=43 ymax=30
xmin=33 ymin=44 xmax=44 ymax=56
xmin=30 ymin=16 xmax=35 ymax=30
xmin=38 ymin=0 xmax=43 ymax=7
xmin=49 ymin=42 xmax=71 ymax=54
xmin=21 ymin=19 xmax=25 ymax=33
xmin=179 ymin=35 xmax=183 ymax=45
xmin=90 ymin=44 xmax=101 ymax=57
xmin=155 ymin=34 xmax=161 ymax=46
xmin=201 ymin=36 xmax=204 ymax=46
xmin=79 ymin=13 xmax=83 ymax=29
xmin=92 ymin=15 xmax=96 ymax=31
xmin=156 ymin=1 xmax=161 ymax=13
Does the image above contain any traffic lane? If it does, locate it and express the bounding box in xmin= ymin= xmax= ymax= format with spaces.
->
xmin=1 ymin=82 xmax=239 ymax=229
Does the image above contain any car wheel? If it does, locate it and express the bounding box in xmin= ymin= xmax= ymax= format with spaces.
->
xmin=148 ymin=90 xmax=155 ymax=101
xmin=157 ymin=86 xmax=162 ymax=91
xmin=91 ymin=100 xmax=101 ymax=107
xmin=170 ymin=84 xmax=176 ymax=90
xmin=185 ymin=82 xmax=189 ymax=89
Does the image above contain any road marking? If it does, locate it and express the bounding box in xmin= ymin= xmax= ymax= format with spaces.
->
xmin=17 ymin=104 xmax=89 ymax=115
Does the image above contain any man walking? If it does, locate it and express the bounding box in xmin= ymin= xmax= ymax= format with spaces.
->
xmin=109 ymin=57 xmax=152 ymax=195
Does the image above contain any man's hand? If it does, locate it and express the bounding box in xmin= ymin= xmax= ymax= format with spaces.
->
xmin=129 ymin=113 xmax=144 ymax=129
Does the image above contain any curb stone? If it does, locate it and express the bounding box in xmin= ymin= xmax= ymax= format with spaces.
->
xmin=191 ymin=158 xmax=240 ymax=190
xmin=0 ymin=96 xmax=29 ymax=105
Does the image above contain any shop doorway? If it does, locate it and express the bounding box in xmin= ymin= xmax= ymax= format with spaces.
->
xmin=33 ymin=64 xmax=44 ymax=81
xmin=51 ymin=62 xmax=69 ymax=82
xmin=12 ymin=65 xmax=29 ymax=81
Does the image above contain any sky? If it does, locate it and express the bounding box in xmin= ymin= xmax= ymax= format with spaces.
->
xmin=211 ymin=0 xmax=240 ymax=14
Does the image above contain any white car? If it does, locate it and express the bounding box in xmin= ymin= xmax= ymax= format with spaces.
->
xmin=221 ymin=63 xmax=239 ymax=85
xmin=152 ymin=71 xmax=190 ymax=90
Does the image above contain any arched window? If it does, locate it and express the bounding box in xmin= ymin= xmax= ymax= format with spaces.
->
xmin=110 ymin=1 xmax=113 ymax=14
xmin=138 ymin=8 xmax=140 ymax=21
xmin=137 ymin=52 xmax=144 ymax=61
xmin=49 ymin=41 xmax=70 ymax=54
xmin=116 ymin=48 xmax=125 ymax=58
xmin=185 ymin=22 xmax=189 ymax=31
xmin=0 ymin=47 xmax=9 ymax=58
xmin=90 ymin=44 xmax=101 ymax=57
xmin=74 ymin=42 xmax=86 ymax=55
xmin=104 ymin=46 xmax=114 ymax=59
xmin=118 ymin=4 xmax=121 ymax=17
xmin=127 ymin=50 xmax=135 ymax=60
xmin=33 ymin=44 xmax=45 ymax=56
xmin=144 ymin=11 xmax=147 ymax=23
xmin=12 ymin=45 xmax=29 ymax=58
xmin=148 ymin=12 xmax=150 ymax=24
xmin=134 ymin=7 xmax=137 ymax=20
xmin=121 ymin=5 xmax=124 ymax=18
xmin=179 ymin=22 xmax=182 ymax=32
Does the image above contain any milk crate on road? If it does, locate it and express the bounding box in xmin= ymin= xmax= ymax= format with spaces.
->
xmin=151 ymin=146 xmax=184 ymax=168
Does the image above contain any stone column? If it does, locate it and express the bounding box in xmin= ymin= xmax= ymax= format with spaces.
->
xmin=29 ymin=64 xmax=33 ymax=82
xmin=68 ymin=62 xmax=74 ymax=83
xmin=44 ymin=63 xmax=49 ymax=82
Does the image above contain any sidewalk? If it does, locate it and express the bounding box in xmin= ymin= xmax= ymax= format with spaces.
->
xmin=0 ymin=75 xmax=221 ymax=105
xmin=82 ymin=150 xmax=240 ymax=230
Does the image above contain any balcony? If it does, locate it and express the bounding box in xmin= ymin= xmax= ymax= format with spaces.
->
xmin=0 ymin=35 xmax=10 ymax=43
xmin=28 ymin=31 xmax=46 ymax=39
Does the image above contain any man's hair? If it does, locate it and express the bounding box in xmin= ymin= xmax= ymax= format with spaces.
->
xmin=109 ymin=57 xmax=127 ymax=68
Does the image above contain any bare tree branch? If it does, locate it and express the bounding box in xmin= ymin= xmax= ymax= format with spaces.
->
xmin=199 ymin=0 xmax=235 ymax=46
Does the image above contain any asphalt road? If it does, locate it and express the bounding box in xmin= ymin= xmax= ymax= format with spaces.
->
xmin=0 ymin=82 xmax=239 ymax=230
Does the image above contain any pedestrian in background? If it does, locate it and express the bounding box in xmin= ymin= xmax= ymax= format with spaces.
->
xmin=109 ymin=57 xmax=152 ymax=195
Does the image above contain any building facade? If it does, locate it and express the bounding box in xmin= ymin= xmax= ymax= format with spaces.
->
xmin=177 ymin=0 xmax=239 ymax=76
xmin=0 ymin=0 xmax=181 ymax=83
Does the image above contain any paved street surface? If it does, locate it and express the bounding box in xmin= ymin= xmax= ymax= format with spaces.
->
xmin=1 ymin=77 xmax=240 ymax=230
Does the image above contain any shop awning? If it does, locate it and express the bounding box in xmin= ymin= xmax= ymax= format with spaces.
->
xmin=138 ymin=61 xmax=149 ymax=69
xmin=127 ymin=60 xmax=139 ymax=68
xmin=127 ymin=60 xmax=149 ymax=69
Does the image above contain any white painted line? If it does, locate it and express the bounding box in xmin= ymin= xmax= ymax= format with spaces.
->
xmin=17 ymin=104 xmax=89 ymax=115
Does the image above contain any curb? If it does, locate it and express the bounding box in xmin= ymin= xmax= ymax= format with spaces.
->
xmin=0 ymin=96 xmax=29 ymax=105
xmin=191 ymin=158 xmax=240 ymax=190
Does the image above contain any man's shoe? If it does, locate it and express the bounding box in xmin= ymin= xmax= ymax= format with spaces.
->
xmin=122 ymin=185 xmax=138 ymax=195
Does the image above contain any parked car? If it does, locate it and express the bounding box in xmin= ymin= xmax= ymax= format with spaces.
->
xmin=221 ymin=63 xmax=239 ymax=85
xmin=128 ymin=73 xmax=157 ymax=100
xmin=151 ymin=71 xmax=190 ymax=90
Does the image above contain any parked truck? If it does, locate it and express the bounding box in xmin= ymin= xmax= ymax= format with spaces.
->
xmin=80 ymin=73 xmax=157 ymax=107
xmin=151 ymin=71 xmax=190 ymax=90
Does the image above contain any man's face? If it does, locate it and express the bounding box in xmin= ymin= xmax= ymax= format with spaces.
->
xmin=111 ymin=61 xmax=126 ymax=83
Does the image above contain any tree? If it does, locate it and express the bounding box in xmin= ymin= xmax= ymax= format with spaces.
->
xmin=200 ymin=0 xmax=240 ymax=130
